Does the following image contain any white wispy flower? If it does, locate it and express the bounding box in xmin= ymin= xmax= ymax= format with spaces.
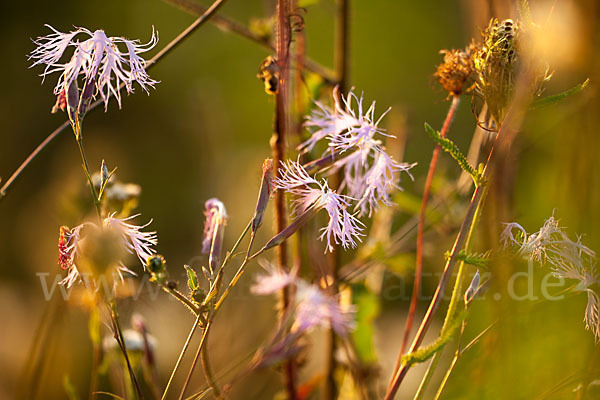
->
xmin=274 ymin=160 xmax=364 ymax=252
xmin=57 ymin=215 xmax=157 ymax=287
xmin=501 ymin=215 xmax=600 ymax=341
xmin=251 ymin=267 xmax=355 ymax=336
xmin=29 ymin=25 xmax=158 ymax=111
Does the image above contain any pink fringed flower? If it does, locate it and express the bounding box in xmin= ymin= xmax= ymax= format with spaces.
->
xmin=250 ymin=261 xmax=296 ymax=295
xmin=294 ymin=282 xmax=355 ymax=336
xmin=251 ymin=264 xmax=355 ymax=336
xmin=29 ymin=25 xmax=158 ymax=111
xmin=57 ymin=214 xmax=157 ymax=287
xmin=274 ymin=160 xmax=364 ymax=252
xmin=301 ymin=88 xmax=415 ymax=216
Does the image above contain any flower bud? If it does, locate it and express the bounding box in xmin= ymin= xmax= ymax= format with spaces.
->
xmin=101 ymin=160 xmax=110 ymax=187
xmin=147 ymin=254 xmax=168 ymax=284
xmin=464 ymin=270 xmax=481 ymax=304
xmin=202 ymin=198 xmax=227 ymax=274
xmin=252 ymin=159 xmax=275 ymax=232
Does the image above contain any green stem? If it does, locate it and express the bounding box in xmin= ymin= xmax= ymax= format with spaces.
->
xmin=161 ymin=284 xmax=205 ymax=318
xmin=212 ymin=219 xmax=253 ymax=311
xmin=413 ymin=185 xmax=488 ymax=398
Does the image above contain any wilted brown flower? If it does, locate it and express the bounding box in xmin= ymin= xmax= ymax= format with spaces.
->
xmin=434 ymin=43 xmax=477 ymax=96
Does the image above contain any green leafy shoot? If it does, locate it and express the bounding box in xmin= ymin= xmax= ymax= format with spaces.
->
xmin=401 ymin=308 xmax=468 ymax=366
xmin=531 ymin=79 xmax=590 ymax=110
xmin=424 ymin=123 xmax=481 ymax=185
xmin=446 ymin=250 xmax=491 ymax=270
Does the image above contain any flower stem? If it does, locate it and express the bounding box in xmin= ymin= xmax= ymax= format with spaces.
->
xmin=323 ymin=1 xmax=350 ymax=399
xmin=412 ymin=183 xmax=486 ymax=399
xmin=109 ymin=300 xmax=144 ymax=400
xmin=272 ymin=0 xmax=298 ymax=398
xmin=177 ymin=322 xmax=212 ymax=400
xmin=74 ymin=127 xmax=102 ymax=219
xmin=384 ymin=72 xmax=535 ymax=396
xmin=201 ymin=341 xmax=221 ymax=397
xmin=397 ymin=95 xmax=460 ymax=365
xmin=161 ymin=283 xmax=204 ymax=318
xmin=160 ymin=314 xmax=202 ymax=400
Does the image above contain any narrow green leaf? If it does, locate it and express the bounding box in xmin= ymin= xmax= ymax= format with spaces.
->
xmin=424 ymin=123 xmax=480 ymax=184
xmin=447 ymin=250 xmax=491 ymax=269
xmin=531 ymin=79 xmax=589 ymax=109
xmin=401 ymin=308 xmax=468 ymax=366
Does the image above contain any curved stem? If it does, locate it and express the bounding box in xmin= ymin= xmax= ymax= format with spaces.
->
xmin=201 ymin=341 xmax=221 ymax=397
xmin=0 ymin=120 xmax=69 ymax=202
xmin=178 ymin=322 xmax=212 ymax=400
xmin=397 ymin=95 xmax=460 ymax=365
xmin=161 ymin=315 xmax=202 ymax=400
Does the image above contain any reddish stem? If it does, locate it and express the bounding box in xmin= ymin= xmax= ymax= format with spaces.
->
xmin=396 ymin=95 xmax=460 ymax=370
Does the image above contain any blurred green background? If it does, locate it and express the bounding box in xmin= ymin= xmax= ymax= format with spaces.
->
xmin=1 ymin=0 xmax=599 ymax=398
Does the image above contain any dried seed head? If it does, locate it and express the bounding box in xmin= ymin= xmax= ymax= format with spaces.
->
xmin=473 ymin=18 xmax=551 ymax=125
xmin=473 ymin=18 xmax=521 ymax=125
xmin=434 ymin=43 xmax=477 ymax=96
